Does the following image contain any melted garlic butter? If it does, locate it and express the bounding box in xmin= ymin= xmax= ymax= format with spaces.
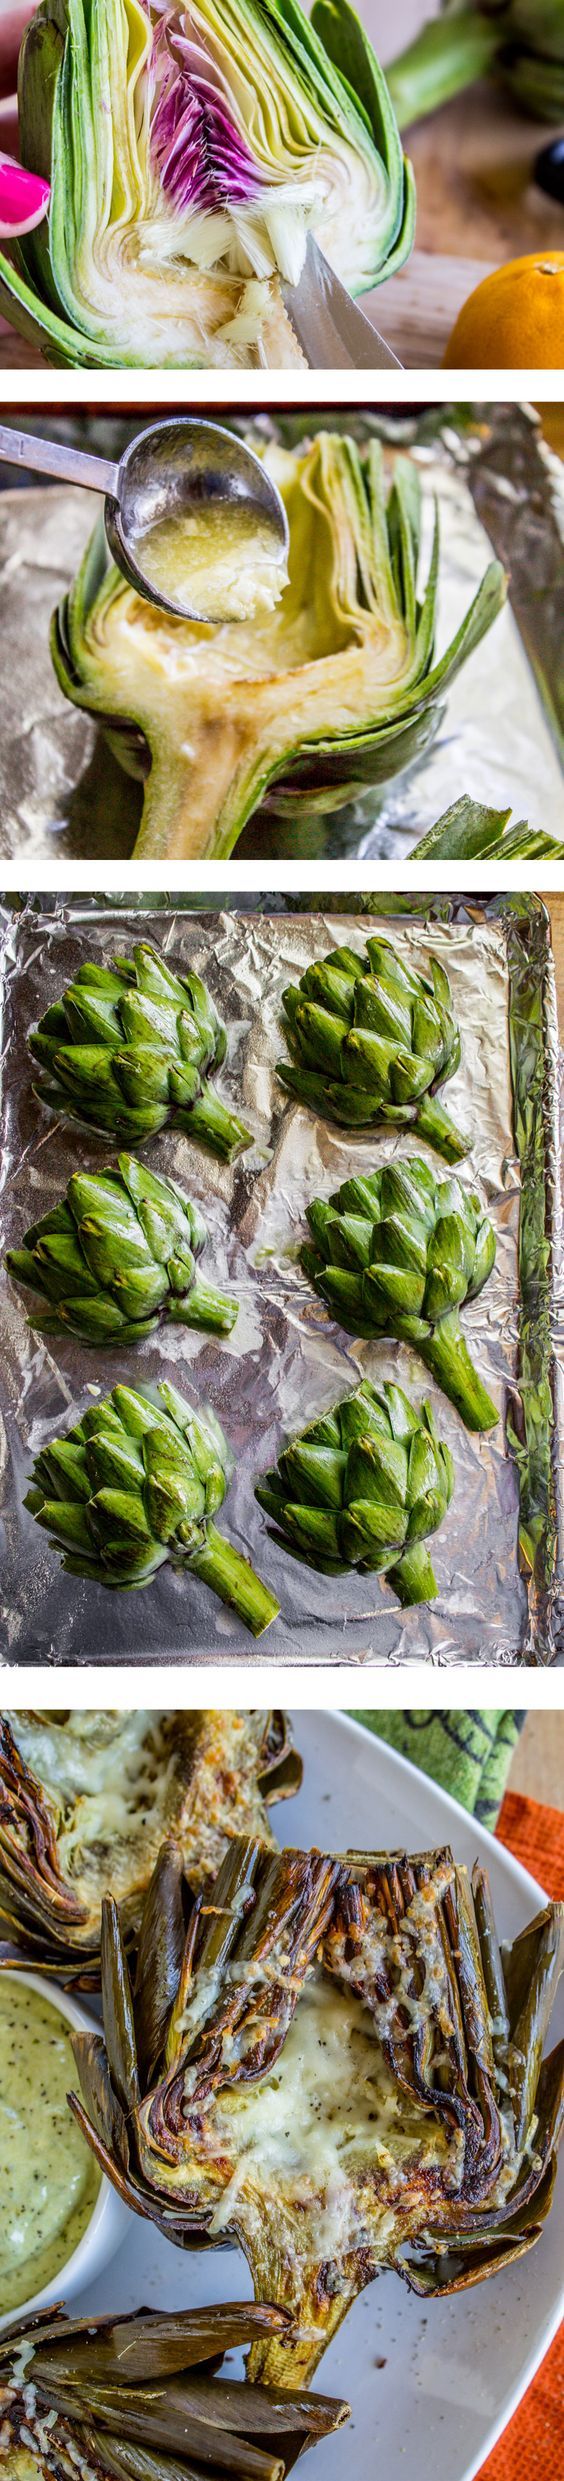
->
xmin=138 ymin=498 xmax=288 ymax=623
xmin=0 ymin=1980 xmax=101 ymax=2312
xmin=211 ymin=1973 xmax=451 ymax=2255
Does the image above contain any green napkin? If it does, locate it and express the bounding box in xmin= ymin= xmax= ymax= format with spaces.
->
xmin=352 ymin=1710 xmax=524 ymax=1833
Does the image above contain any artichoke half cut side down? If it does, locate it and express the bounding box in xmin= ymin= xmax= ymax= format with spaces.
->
xmin=28 ymin=939 xmax=251 ymax=1161
xmin=0 ymin=1709 xmax=302 ymax=1980
xmin=50 ymin=436 xmax=507 ymax=863
xmin=387 ymin=2 xmax=564 ymax=132
xmin=255 ymin=1377 xmax=455 ymax=1606
xmin=24 ymin=1380 xmax=280 ymax=1636
xmin=6 ymin=1153 xmax=239 ymax=1347
xmin=302 ymin=1156 xmax=498 ymax=1433
xmin=0 ymin=0 xmax=415 ymax=369
xmin=277 ymin=928 xmax=469 ymax=1163
xmin=0 ymin=2302 xmax=350 ymax=2478
xmin=68 ymin=1833 xmax=564 ymax=2391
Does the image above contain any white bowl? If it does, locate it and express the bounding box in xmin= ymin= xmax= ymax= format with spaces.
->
xmin=0 ymin=1965 xmax=128 ymax=2333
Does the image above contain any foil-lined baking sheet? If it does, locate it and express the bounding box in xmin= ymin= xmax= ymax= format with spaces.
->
xmin=0 ymin=898 xmax=561 ymax=1665
xmin=0 ymin=405 xmax=562 ymax=863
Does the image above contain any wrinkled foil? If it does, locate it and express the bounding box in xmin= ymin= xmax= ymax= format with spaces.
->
xmin=0 ymin=898 xmax=561 ymax=1666
xmin=0 ymin=405 xmax=562 ymax=861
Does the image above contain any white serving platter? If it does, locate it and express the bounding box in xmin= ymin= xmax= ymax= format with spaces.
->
xmin=58 ymin=1713 xmax=564 ymax=2481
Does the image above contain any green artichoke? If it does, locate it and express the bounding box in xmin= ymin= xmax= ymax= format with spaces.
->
xmin=51 ymin=435 xmax=506 ymax=863
xmin=29 ymin=940 xmax=251 ymax=1161
xmin=7 ymin=1152 xmax=237 ymax=1346
xmin=410 ymin=794 xmax=564 ymax=862
xmin=0 ymin=0 xmax=414 ymax=369
xmin=0 ymin=2301 xmax=348 ymax=2476
xmin=302 ymin=1156 xmax=497 ymax=1432
xmin=388 ymin=2 xmax=564 ymax=130
xmin=25 ymin=1379 xmax=279 ymax=1634
xmin=256 ymin=1376 xmax=454 ymax=1605
xmin=69 ymin=1835 xmax=564 ymax=2392
xmin=277 ymin=930 xmax=468 ymax=1163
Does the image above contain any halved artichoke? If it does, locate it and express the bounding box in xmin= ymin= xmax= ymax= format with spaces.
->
xmin=277 ymin=929 xmax=468 ymax=1162
xmin=0 ymin=2301 xmax=348 ymax=2477
xmin=255 ymin=1377 xmax=455 ymax=1605
xmin=0 ymin=1709 xmax=301 ymax=1980
xmin=24 ymin=1379 xmax=280 ymax=1634
xmin=0 ymin=0 xmax=414 ymax=370
xmin=50 ymin=435 xmax=506 ymax=862
xmin=69 ymin=1834 xmax=564 ymax=2389
xmin=301 ymin=1157 xmax=498 ymax=1432
xmin=7 ymin=1153 xmax=238 ymax=1346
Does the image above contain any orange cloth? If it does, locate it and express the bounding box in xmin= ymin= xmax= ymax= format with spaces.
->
xmin=477 ymin=1790 xmax=564 ymax=2479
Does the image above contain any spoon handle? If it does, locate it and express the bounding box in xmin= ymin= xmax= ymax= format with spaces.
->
xmin=0 ymin=424 xmax=118 ymax=495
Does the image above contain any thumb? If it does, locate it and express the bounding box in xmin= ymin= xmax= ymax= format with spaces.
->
xmin=0 ymin=153 xmax=50 ymax=238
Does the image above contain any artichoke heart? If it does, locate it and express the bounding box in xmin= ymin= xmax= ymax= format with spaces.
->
xmin=302 ymin=1155 xmax=498 ymax=1432
xmin=51 ymin=434 xmax=506 ymax=863
xmin=0 ymin=2301 xmax=349 ymax=2477
xmin=0 ymin=0 xmax=415 ymax=368
xmin=0 ymin=1708 xmax=301 ymax=1979
xmin=69 ymin=1835 xmax=564 ymax=2389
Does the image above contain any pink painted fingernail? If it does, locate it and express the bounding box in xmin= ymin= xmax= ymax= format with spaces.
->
xmin=0 ymin=156 xmax=50 ymax=235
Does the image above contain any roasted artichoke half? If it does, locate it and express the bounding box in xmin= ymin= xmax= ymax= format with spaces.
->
xmin=50 ymin=436 xmax=505 ymax=863
xmin=277 ymin=930 xmax=467 ymax=1162
xmin=69 ymin=1835 xmax=564 ymax=2390
xmin=0 ymin=1710 xmax=301 ymax=1982
xmin=0 ymin=2301 xmax=348 ymax=2478
xmin=0 ymin=0 xmax=414 ymax=371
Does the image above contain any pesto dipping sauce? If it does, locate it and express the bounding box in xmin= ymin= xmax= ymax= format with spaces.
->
xmin=0 ymin=1978 xmax=101 ymax=2313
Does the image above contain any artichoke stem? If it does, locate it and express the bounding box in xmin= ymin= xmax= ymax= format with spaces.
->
xmin=182 ymin=1081 xmax=252 ymax=1162
xmin=419 ymin=1311 xmax=498 ymax=1433
xmin=389 ymin=1541 xmax=438 ymax=1604
xmin=171 ymin=1280 xmax=238 ymax=1335
xmin=190 ymin=1523 xmax=280 ymax=1637
xmin=415 ymin=1092 xmax=468 ymax=1163
xmin=246 ymin=2259 xmax=362 ymax=2390
xmin=387 ymin=11 xmax=500 ymax=128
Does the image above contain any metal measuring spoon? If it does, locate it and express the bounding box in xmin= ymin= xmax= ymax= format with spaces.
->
xmin=0 ymin=416 xmax=289 ymax=622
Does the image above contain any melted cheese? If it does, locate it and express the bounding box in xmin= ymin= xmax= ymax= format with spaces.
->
xmin=4 ymin=1711 xmax=279 ymax=1930
xmin=210 ymin=1970 xmax=451 ymax=2263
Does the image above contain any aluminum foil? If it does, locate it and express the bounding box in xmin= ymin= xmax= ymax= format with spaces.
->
xmin=0 ymin=405 xmax=562 ymax=862
xmin=0 ymin=899 xmax=561 ymax=1666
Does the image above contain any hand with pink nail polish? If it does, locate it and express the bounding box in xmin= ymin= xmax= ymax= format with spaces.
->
xmin=0 ymin=155 xmax=50 ymax=238
xmin=0 ymin=5 xmax=49 ymax=238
